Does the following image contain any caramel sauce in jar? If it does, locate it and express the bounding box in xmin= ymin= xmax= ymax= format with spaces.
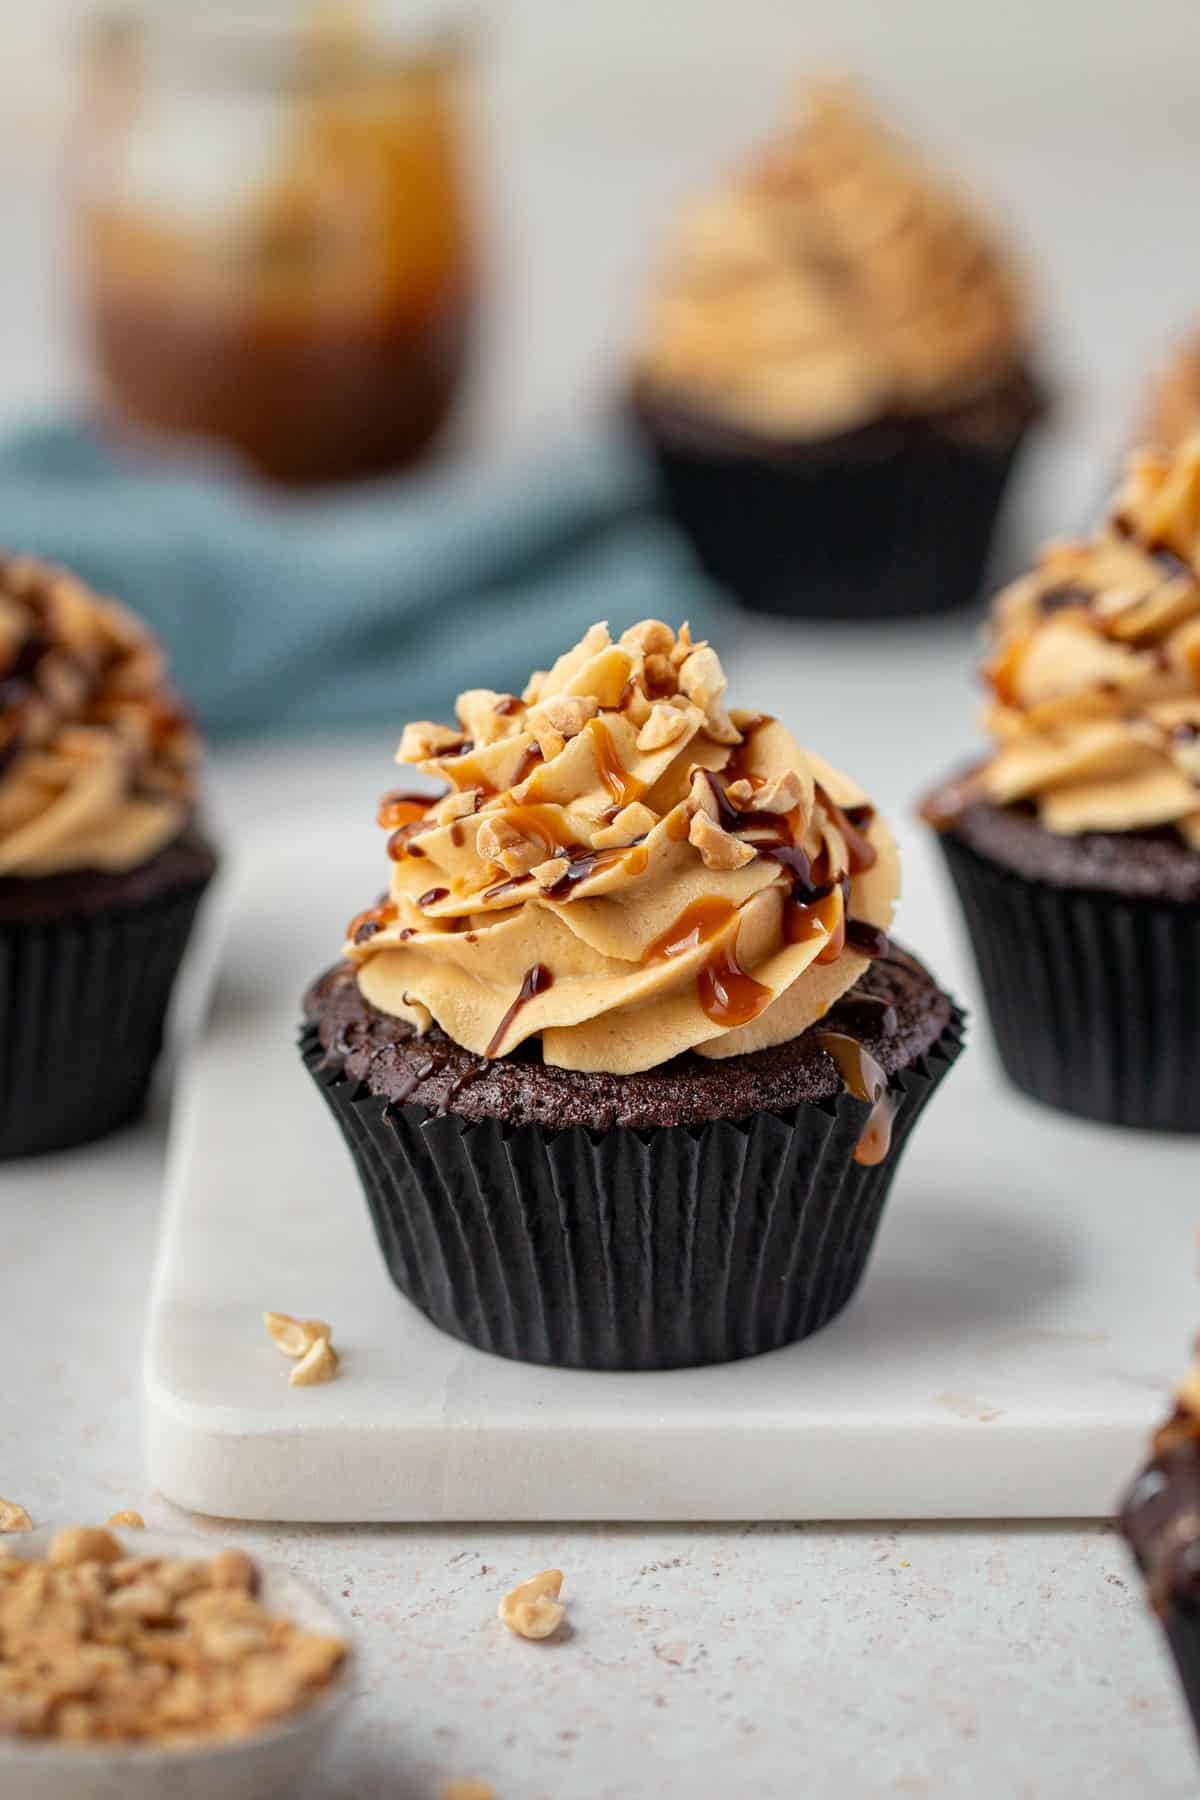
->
xmin=75 ymin=15 xmax=476 ymax=484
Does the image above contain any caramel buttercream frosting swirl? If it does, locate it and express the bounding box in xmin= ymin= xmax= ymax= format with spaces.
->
xmin=956 ymin=438 xmax=1200 ymax=846
xmin=0 ymin=555 xmax=200 ymax=878
xmin=635 ymin=83 xmax=1029 ymax=440
xmin=346 ymin=620 xmax=899 ymax=1075
xmin=1142 ymin=331 xmax=1200 ymax=454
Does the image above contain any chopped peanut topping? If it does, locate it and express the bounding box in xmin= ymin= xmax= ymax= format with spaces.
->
xmin=689 ymin=811 xmax=756 ymax=871
xmin=532 ymin=856 xmax=571 ymax=890
xmin=592 ymin=801 xmax=658 ymax=849
xmin=398 ymin=722 xmax=469 ymax=763
xmin=498 ymin=1569 xmax=566 ymax=1640
xmin=727 ymin=769 xmax=804 ymax=814
xmin=0 ymin=1500 xmax=32 ymax=1534
xmin=620 ymin=618 xmax=676 ymax=656
xmin=0 ymin=1530 xmax=346 ymax=1746
xmin=636 ymin=701 xmax=693 ymax=753
xmin=529 ymin=695 xmax=599 ymax=740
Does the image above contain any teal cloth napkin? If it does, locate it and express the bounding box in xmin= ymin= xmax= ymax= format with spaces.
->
xmin=0 ymin=422 xmax=726 ymax=741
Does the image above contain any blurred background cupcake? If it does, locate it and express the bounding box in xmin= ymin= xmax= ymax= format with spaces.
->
xmin=922 ymin=436 xmax=1200 ymax=1131
xmin=1140 ymin=327 xmax=1200 ymax=454
xmin=0 ymin=555 xmax=216 ymax=1156
xmin=630 ymin=82 xmax=1045 ymax=621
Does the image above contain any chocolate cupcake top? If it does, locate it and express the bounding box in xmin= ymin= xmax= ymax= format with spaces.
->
xmin=345 ymin=620 xmax=899 ymax=1074
xmin=634 ymin=83 xmax=1029 ymax=441
xmin=0 ymin=556 xmax=200 ymax=878
xmin=1120 ymin=1347 xmax=1200 ymax=1617
xmin=944 ymin=439 xmax=1200 ymax=845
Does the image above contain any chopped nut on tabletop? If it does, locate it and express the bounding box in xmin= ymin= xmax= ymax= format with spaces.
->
xmin=499 ymin=1568 xmax=566 ymax=1640
xmin=107 ymin=1509 xmax=146 ymax=1529
xmin=442 ymin=1782 xmax=497 ymax=1800
xmin=0 ymin=1524 xmax=346 ymax=1745
xmin=0 ymin=1498 xmax=32 ymax=1533
xmin=263 ymin=1311 xmax=339 ymax=1386
xmin=291 ymin=1337 xmax=339 ymax=1387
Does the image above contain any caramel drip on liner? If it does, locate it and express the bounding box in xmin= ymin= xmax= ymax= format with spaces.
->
xmin=816 ymin=1029 xmax=896 ymax=1166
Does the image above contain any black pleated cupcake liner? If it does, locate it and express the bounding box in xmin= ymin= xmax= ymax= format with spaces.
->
xmin=301 ymin=1006 xmax=964 ymax=1371
xmin=642 ymin=425 xmax=1029 ymax=622
xmin=1164 ymin=1612 xmax=1200 ymax=1747
xmin=938 ymin=830 xmax=1200 ymax=1131
xmin=0 ymin=879 xmax=211 ymax=1159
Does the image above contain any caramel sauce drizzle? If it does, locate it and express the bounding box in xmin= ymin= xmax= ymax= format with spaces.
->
xmin=544 ymin=841 xmax=648 ymax=899
xmin=587 ymin=717 xmax=644 ymax=808
xmin=485 ymin=963 xmax=553 ymax=1059
xmin=494 ymin=695 xmax=523 ymax=716
xmin=512 ymin=741 xmax=544 ymax=787
xmin=813 ymin=786 xmax=876 ymax=877
xmin=493 ymin=803 xmax=575 ymax=860
xmin=986 ymin=635 xmax=1029 ymax=708
xmin=645 ymin=896 xmax=737 ymax=963
xmin=784 ymin=888 xmax=841 ymax=948
xmin=816 ymin=1029 xmax=896 ymax=1167
xmin=377 ymin=790 xmax=431 ymax=831
xmin=348 ymin=898 xmax=397 ymax=945
xmin=697 ymin=932 xmax=772 ymax=1029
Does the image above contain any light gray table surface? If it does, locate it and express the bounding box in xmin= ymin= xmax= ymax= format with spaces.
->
xmin=5 ymin=19 xmax=1200 ymax=1792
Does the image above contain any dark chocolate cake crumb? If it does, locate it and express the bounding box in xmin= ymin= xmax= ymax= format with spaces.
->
xmin=303 ymin=945 xmax=953 ymax=1133
xmin=947 ymin=799 xmax=1200 ymax=904
xmin=0 ymin=824 xmax=219 ymax=926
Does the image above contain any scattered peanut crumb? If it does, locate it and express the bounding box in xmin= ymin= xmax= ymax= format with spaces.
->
xmin=442 ymin=1782 xmax=496 ymax=1800
xmin=0 ymin=1526 xmax=346 ymax=1746
xmin=263 ymin=1312 xmax=332 ymax=1360
xmin=0 ymin=1500 xmax=32 ymax=1534
xmin=107 ymin=1510 xmax=145 ymax=1530
xmin=498 ymin=1569 xmax=565 ymax=1640
xmin=290 ymin=1337 xmax=339 ymax=1388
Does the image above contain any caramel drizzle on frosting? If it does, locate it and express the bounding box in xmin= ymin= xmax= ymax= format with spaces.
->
xmin=928 ymin=436 xmax=1200 ymax=847
xmin=0 ymin=555 xmax=199 ymax=877
xmin=635 ymin=83 xmax=1028 ymax=440
xmin=345 ymin=620 xmax=899 ymax=1075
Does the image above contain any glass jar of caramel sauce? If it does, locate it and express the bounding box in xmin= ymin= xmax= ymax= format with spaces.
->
xmin=74 ymin=3 xmax=476 ymax=484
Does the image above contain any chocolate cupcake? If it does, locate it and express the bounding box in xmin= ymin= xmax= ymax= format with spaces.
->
xmin=302 ymin=619 xmax=963 ymax=1370
xmin=923 ymin=438 xmax=1200 ymax=1131
xmin=1119 ymin=1347 xmax=1200 ymax=1744
xmin=0 ymin=555 xmax=217 ymax=1157
xmin=629 ymin=84 xmax=1042 ymax=621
